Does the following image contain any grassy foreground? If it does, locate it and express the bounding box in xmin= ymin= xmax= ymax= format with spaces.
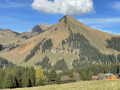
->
xmin=4 ymin=80 xmax=120 ymax=90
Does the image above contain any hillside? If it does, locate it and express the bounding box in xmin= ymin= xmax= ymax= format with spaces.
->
xmin=0 ymin=29 xmax=26 ymax=46
xmin=7 ymin=80 xmax=120 ymax=90
xmin=0 ymin=15 xmax=120 ymax=69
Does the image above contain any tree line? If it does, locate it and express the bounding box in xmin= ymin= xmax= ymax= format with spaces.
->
xmin=1 ymin=64 xmax=120 ymax=89
xmin=0 ymin=66 xmax=62 ymax=89
xmin=75 ymin=64 xmax=120 ymax=80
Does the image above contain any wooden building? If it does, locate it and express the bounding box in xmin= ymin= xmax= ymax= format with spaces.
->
xmin=105 ymin=73 xmax=116 ymax=80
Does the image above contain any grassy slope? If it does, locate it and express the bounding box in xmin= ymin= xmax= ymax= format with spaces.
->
xmin=65 ymin=15 xmax=120 ymax=55
xmin=0 ymin=30 xmax=25 ymax=46
xmin=1 ymin=15 xmax=120 ymax=67
xmin=6 ymin=80 xmax=120 ymax=90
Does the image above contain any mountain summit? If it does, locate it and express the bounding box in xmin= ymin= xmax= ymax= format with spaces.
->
xmin=30 ymin=23 xmax=52 ymax=33
xmin=0 ymin=15 xmax=119 ymax=69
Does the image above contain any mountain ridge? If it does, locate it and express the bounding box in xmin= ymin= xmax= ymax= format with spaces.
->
xmin=0 ymin=15 xmax=120 ymax=69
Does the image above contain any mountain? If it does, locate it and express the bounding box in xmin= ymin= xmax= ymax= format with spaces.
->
xmin=0 ymin=15 xmax=120 ymax=70
xmin=30 ymin=23 xmax=52 ymax=33
xmin=0 ymin=29 xmax=25 ymax=46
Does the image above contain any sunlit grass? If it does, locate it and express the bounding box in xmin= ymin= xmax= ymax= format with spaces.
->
xmin=6 ymin=80 xmax=120 ymax=90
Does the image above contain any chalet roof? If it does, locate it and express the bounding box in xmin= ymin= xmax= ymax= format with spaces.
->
xmin=105 ymin=73 xmax=113 ymax=77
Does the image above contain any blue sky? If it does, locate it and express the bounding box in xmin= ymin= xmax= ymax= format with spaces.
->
xmin=0 ymin=0 xmax=120 ymax=35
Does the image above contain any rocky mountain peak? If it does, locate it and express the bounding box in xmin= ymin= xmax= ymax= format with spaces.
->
xmin=30 ymin=23 xmax=52 ymax=33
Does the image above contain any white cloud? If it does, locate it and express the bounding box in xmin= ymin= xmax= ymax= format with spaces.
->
xmin=111 ymin=2 xmax=120 ymax=10
xmin=32 ymin=0 xmax=94 ymax=15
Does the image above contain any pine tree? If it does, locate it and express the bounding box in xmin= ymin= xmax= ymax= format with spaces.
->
xmin=29 ymin=67 xmax=35 ymax=86
xmin=48 ymin=69 xmax=57 ymax=83
xmin=55 ymin=75 xmax=61 ymax=84
xmin=0 ymin=69 xmax=6 ymax=89
xmin=81 ymin=71 xmax=87 ymax=81
xmin=35 ymin=66 xmax=45 ymax=86
xmin=12 ymin=67 xmax=22 ymax=87
xmin=3 ymin=73 xmax=17 ymax=88
xmin=22 ymin=67 xmax=32 ymax=87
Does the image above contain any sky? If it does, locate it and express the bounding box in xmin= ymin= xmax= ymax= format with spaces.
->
xmin=0 ymin=0 xmax=120 ymax=35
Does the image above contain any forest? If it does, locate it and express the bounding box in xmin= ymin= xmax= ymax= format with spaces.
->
xmin=67 ymin=30 xmax=117 ymax=64
xmin=107 ymin=37 xmax=120 ymax=51
xmin=1 ymin=64 xmax=120 ymax=89
xmin=42 ymin=39 xmax=53 ymax=53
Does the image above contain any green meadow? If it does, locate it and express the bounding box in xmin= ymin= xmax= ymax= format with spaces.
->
xmin=6 ymin=80 xmax=120 ymax=90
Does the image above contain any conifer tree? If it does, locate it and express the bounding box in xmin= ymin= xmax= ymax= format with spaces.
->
xmin=29 ymin=67 xmax=36 ymax=86
xmin=48 ymin=69 xmax=57 ymax=83
xmin=0 ymin=70 xmax=6 ymax=89
xmin=12 ymin=67 xmax=22 ymax=87
xmin=55 ymin=75 xmax=61 ymax=84
xmin=22 ymin=67 xmax=32 ymax=87
xmin=3 ymin=73 xmax=17 ymax=88
xmin=81 ymin=71 xmax=87 ymax=81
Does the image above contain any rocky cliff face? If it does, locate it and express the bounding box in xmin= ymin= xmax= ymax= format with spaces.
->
xmin=30 ymin=23 xmax=52 ymax=33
